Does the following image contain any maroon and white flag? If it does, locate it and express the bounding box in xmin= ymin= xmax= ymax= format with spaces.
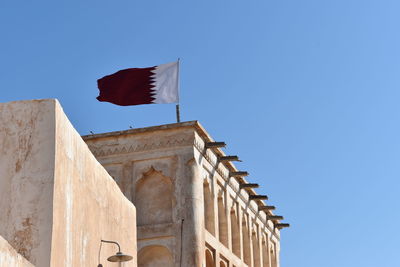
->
xmin=97 ymin=61 xmax=179 ymax=106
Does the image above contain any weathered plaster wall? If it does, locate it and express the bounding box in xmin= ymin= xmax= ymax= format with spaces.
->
xmin=50 ymin=100 xmax=137 ymax=267
xmin=0 ymin=235 xmax=35 ymax=267
xmin=0 ymin=99 xmax=137 ymax=267
xmin=0 ymin=99 xmax=55 ymax=266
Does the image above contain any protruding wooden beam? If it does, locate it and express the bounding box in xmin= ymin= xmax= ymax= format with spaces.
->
xmin=249 ymin=195 xmax=268 ymax=200
xmin=230 ymin=171 xmax=249 ymax=177
xmin=205 ymin=142 xmax=226 ymax=149
xmin=219 ymin=155 xmax=241 ymax=162
xmin=240 ymin=183 xmax=259 ymax=189
xmin=258 ymin=205 xmax=276 ymax=211
xmin=268 ymin=215 xmax=284 ymax=221
xmin=275 ymin=223 xmax=290 ymax=229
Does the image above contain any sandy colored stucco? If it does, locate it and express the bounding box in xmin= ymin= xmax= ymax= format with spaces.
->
xmin=0 ymin=99 xmax=137 ymax=267
xmin=0 ymin=235 xmax=34 ymax=267
xmin=0 ymin=99 xmax=55 ymax=266
xmin=50 ymin=100 xmax=137 ymax=267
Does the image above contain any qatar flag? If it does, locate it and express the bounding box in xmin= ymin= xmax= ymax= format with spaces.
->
xmin=97 ymin=61 xmax=179 ymax=106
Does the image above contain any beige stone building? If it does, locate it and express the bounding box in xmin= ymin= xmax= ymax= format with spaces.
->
xmin=84 ymin=121 xmax=289 ymax=267
xmin=0 ymin=99 xmax=288 ymax=267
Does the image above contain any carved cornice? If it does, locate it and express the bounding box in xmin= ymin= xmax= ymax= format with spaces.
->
xmin=87 ymin=136 xmax=193 ymax=157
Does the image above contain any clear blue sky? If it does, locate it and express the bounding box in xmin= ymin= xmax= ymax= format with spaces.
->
xmin=1 ymin=1 xmax=399 ymax=266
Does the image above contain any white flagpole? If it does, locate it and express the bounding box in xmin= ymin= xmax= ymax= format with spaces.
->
xmin=176 ymin=58 xmax=181 ymax=123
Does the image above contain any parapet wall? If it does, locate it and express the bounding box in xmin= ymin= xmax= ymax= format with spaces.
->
xmin=0 ymin=100 xmax=55 ymax=266
xmin=0 ymin=99 xmax=137 ymax=267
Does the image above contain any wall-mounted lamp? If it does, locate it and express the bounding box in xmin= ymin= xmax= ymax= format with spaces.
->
xmin=98 ymin=239 xmax=133 ymax=267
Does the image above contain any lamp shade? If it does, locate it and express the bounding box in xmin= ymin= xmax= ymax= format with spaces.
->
xmin=107 ymin=252 xmax=133 ymax=262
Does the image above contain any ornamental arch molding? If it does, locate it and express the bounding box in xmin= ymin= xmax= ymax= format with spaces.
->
xmin=135 ymin=167 xmax=173 ymax=226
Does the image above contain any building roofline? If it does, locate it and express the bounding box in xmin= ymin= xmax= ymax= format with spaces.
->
xmin=82 ymin=120 xmax=213 ymax=140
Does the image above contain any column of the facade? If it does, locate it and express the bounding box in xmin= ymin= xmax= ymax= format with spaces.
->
xmin=181 ymin=156 xmax=204 ymax=267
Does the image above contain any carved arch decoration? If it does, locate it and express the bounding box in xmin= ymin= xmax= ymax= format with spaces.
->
xmin=135 ymin=167 xmax=173 ymax=226
xmin=138 ymin=245 xmax=174 ymax=267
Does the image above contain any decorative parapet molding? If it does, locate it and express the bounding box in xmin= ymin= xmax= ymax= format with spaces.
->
xmin=87 ymin=136 xmax=193 ymax=157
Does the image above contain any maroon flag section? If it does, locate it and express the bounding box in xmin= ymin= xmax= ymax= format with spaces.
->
xmin=97 ymin=61 xmax=179 ymax=106
xmin=97 ymin=67 xmax=156 ymax=106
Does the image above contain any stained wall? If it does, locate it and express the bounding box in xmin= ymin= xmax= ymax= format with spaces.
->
xmin=0 ymin=99 xmax=137 ymax=267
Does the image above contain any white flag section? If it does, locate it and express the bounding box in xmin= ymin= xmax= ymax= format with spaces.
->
xmin=151 ymin=61 xmax=179 ymax=104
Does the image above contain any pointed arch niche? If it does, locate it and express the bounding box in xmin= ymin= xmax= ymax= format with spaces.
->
xmin=203 ymin=178 xmax=215 ymax=235
xmin=135 ymin=168 xmax=173 ymax=226
xmin=230 ymin=206 xmax=241 ymax=258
